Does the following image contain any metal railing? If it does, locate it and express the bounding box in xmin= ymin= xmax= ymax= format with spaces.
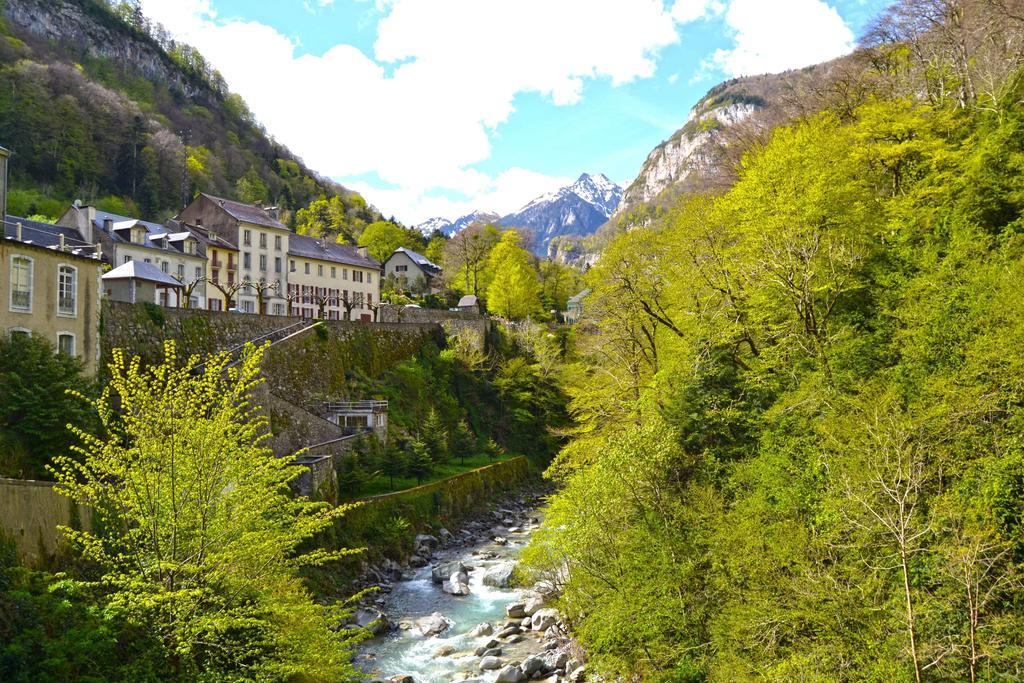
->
xmin=320 ymin=400 xmax=389 ymax=413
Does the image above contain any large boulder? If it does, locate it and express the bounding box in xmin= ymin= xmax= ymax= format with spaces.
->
xmin=353 ymin=608 xmax=390 ymax=636
xmin=431 ymin=560 xmax=469 ymax=584
xmin=495 ymin=664 xmax=526 ymax=683
xmin=523 ymin=593 xmax=546 ymax=617
xmin=416 ymin=612 xmax=452 ymax=637
xmin=520 ymin=655 xmax=545 ymax=677
xmin=540 ymin=650 xmax=569 ymax=672
xmin=479 ymin=656 xmax=504 ymax=671
xmin=505 ymin=601 xmax=527 ymax=618
xmin=531 ymin=608 xmax=559 ymax=631
xmin=469 ymin=622 xmax=494 ymax=637
xmin=443 ymin=571 xmax=471 ymax=596
xmin=415 ymin=534 xmax=439 ymax=551
xmin=482 ymin=561 xmax=517 ymax=588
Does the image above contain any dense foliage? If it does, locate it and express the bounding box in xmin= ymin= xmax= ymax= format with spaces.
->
xmin=43 ymin=342 xmax=362 ymax=681
xmin=524 ymin=3 xmax=1024 ymax=680
xmin=0 ymin=333 xmax=95 ymax=479
xmin=0 ymin=0 xmax=372 ymax=223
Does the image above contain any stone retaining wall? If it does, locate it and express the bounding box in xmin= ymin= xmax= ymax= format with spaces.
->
xmin=0 ymin=478 xmax=90 ymax=568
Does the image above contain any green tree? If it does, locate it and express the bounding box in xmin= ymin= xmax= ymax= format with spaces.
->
xmin=406 ymin=437 xmax=433 ymax=485
xmin=49 ymin=342 xmax=362 ymax=680
xmin=420 ymin=407 xmax=449 ymax=464
xmin=452 ymin=419 xmax=476 ymax=466
xmin=0 ymin=333 xmax=94 ymax=479
xmin=486 ymin=231 xmax=542 ymax=319
xmin=380 ymin=443 xmax=408 ymax=490
xmin=358 ymin=220 xmax=424 ymax=263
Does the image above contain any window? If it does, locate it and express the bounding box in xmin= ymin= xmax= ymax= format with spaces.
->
xmin=123 ymin=255 xmax=132 ymax=264
xmin=58 ymin=265 xmax=77 ymax=317
xmin=242 ymin=299 xmax=255 ymax=313
xmin=290 ymin=259 xmax=296 ymax=272
xmin=272 ymin=303 xmax=284 ymax=316
xmin=367 ymin=292 xmax=372 ymax=306
xmin=9 ymin=328 xmax=30 ymax=339
xmin=243 ymin=252 xmax=252 ymax=269
xmin=353 ymin=270 xmax=364 ymax=283
xmin=304 ymin=262 xmax=310 ymax=275
xmin=343 ymin=268 xmax=349 ymax=281
xmin=368 ymin=272 xmax=373 ymax=284
xmin=275 ymin=235 xmax=282 ymax=250
xmin=331 ymin=267 xmax=336 ymax=278
xmin=209 ymin=299 xmax=223 ymax=312
xmin=243 ymin=229 xmax=252 ymax=246
xmin=57 ymin=333 xmax=75 ymax=356
xmin=144 ymin=258 xmax=152 ymax=264
xmin=10 ymin=256 xmax=32 ymax=312
xmin=318 ymin=264 xmax=323 ymax=277
xmin=161 ymin=261 xmax=169 ymax=273
xmin=195 ymin=266 xmax=203 ymax=280
xmin=396 ymin=264 xmax=408 ymax=272
xmin=275 ymin=257 xmax=282 ymax=274
xmin=177 ymin=263 xmax=185 ymax=278
xmin=259 ymin=254 xmax=267 ymax=271
xmin=259 ymin=232 xmax=267 ymax=248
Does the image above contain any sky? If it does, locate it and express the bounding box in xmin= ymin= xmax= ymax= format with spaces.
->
xmin=139 ymin=0 xmax=891 ymax=225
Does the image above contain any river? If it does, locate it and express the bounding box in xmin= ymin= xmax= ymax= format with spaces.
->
xmin=354 ymin=497 xmax=577 ymax=683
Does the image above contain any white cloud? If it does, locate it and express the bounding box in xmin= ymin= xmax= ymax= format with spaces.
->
xmin=670 ymin=0 xmax=724 ymax=23
xmin=710 ymin=0 xmax=854 ymax=77
xmin=139 ymin=0 xmax=686 ymax=223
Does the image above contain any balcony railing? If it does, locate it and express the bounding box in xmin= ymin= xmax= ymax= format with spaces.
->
xmin=320 ymin=400 xmax=389 ymax=413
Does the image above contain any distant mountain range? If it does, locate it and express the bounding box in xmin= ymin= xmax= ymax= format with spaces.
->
xmin=415 ymin=173 xmax=623 ymax=255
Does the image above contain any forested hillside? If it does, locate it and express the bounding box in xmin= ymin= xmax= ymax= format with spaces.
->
xmin=524 ymin=1 xmax=1024 ymax=680
xmin=0 ymin=0 xmax=379 ymax=229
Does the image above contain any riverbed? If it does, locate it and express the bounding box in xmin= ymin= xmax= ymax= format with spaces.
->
xmin=354 ymin=497 xmax=576 ymax=683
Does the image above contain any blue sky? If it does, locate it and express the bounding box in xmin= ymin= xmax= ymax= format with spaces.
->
xmin=141 ymin=0 xmax=891 ymax=224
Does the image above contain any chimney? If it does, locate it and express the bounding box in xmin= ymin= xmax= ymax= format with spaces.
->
xmin=195 ymin=217 xmax=202 ymax=227
xmin=0 ymin=145 xmax=8 ymax=224
xmin=320 ymin=236 xmax=327 ymax=250
xmin=103 ymin=218 xmax=113 ymax=233
xmin=59 ymin=233 xmax=65 ymax=251
xmin=264 ymin=205 xmax=279 ymax=221
xmin=356 ymin=246 xmax=368 ymax=259
xmin=15 ymin=221 xmax=21 ymax=241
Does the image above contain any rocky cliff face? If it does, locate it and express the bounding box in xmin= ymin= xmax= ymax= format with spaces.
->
xmin=3 ymin=0 xmax=205 ymax=100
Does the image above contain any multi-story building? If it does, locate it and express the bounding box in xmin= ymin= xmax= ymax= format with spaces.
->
xmin=383 ymin=247 xmax=444 ymax=294
xmin=1 ymin=215 xmax=104 ymax=374
xmin=179 ymin=222 xmax=241 ymax=311
xmin=57 ymin=206 xmax=208 ymax=308
xmin=286 ymin=234 xmax=381 ymax=320
xmin=176 ymin=194 xmax=290 ymax=315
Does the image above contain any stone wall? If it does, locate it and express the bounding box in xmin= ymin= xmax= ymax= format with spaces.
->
xmin=377 ymin=304 xmax=490 ymax=351
xmin=0 ymin=478 xmax=90 ymax=568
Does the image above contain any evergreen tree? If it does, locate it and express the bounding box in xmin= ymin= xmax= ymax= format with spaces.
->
xmin=380 ymin=443 xmax=408 ymax=490
xmin=452 ymin=419 xmax=477 ymax=466
xmin=406 ymin=437 xmax=433 ymax=485
xmin=420 ymin=407 xmax=449 ymax=464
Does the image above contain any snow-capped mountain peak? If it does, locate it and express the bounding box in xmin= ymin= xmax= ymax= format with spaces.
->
xmin=415 ymin=210 xmax=501 ymax=237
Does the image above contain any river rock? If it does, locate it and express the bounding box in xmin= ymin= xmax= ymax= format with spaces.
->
xmin=432 ymin=560 xmax=469 ymax=584
xmin=354 ymin=607 xmax=390 ymax=635
xmin=416 ymin=612 xmax=452 ymax=637
xmin=505 ymin=602 xmax=527 ymax=618
xmin=482 ymin=561 xmax=517 ymax=588
xmin=568 ymin=665 xmax=586 ymax=682
xmin=520 ymin=655 xmax=545 ymax=677
xmin=409 ymin=554 xmax=428 ymax=568
xmin=531 ymin=608 xmax=559 ymax=631
xmin=390 ymin=676 xmax=415 ymax=683
xmin=495 ymin=664 xmax=526 ymax=683
xmin=479 ymin=656 xmax=504 ymax=671
xmin=469 ymin=623 xmax=493 ymax=637
xmin=523 ymin=593 xmax=546 ymax=616
xmin=415 ymin=534 xmax=439 ymax=552
xmin=443 ymin=570 xmax=471 ymax=596
xmin=493 ymin=536 xmax=508 ymax=546
xmin=434 ymin=645 xmax=455 ymax=657
xmin=540 ymin=650 xmax=569 ymax=671
xmin=496 ymin=625 xmax=521 ymax=639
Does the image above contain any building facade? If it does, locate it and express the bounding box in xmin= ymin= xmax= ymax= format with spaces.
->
xmin=57 ymin=206 xmax=207 ymax=308
xmin=1 ymin=216 xmax=104 ymax=374
xmin=176 ymin=194 xmax=290 ymax=315
xmin=286 ymin=234 xmax=381 ymax=321
xmin=383 ymin=247 xmax=443 ymax=294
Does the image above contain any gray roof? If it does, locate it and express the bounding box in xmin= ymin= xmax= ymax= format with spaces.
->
xmin=174 ymin=220 xmax=238 ymax=251
xmin=288 ymin=233 xmax=380 ymax=269
xmin=200 ymin=193 xmax=286 ymax=230
xmin=567 ymin=288 xmax=591 ymax=305
xmin=101 ymin=260 xmax=183 ymax=287
xmin=3 ymin=215 xmax=99 ymax=259
xmin=90 ymin=210 xmax=206 ymax=259
xmin=390 ymin=247 xmax=441 ymax=274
